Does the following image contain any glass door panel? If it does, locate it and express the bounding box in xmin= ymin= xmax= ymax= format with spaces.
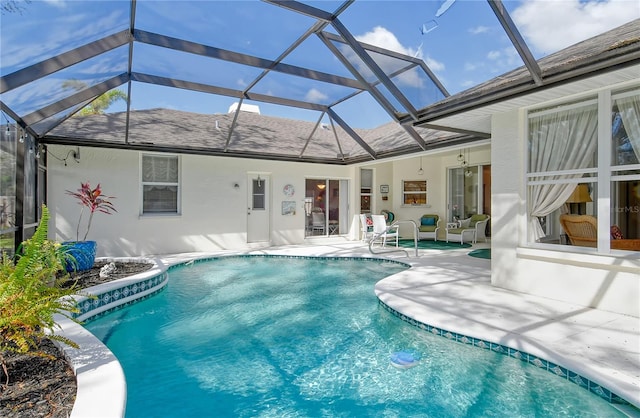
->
xmin=305 ymin=178 xmax=348 ymax=237
xmin=449 ymin=164 xmax=491 ymax=230
xmin=448 ymin=168 xmax=464 ymax=222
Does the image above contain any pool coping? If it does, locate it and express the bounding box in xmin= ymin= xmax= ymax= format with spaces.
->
xmin=53 ymin=251 xmax=639 ymax=417
xmin=52 ymin=257 xmax=170 ymax=418
xmin=377 ymin=299 xmax=634 ymax=408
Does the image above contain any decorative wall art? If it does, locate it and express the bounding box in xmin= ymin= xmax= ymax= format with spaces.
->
xmin=282 ymin=201 xmax=296 ymax=216
xmin=283 ymin=184 xmax=295 ymax=197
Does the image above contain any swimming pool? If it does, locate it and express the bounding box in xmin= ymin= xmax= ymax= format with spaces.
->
xmin=85 ymin=255 xmax=624 ymax=417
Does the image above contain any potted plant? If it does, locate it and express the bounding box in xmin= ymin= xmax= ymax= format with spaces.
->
xmin=64 ymin=182 xmax=116 ymax=272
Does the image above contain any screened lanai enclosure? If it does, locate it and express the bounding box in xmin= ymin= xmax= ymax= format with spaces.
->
xmin=1 ymin=0 xmax=638 ymax=253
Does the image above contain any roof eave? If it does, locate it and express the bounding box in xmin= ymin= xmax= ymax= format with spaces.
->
xmin=405 ymin=39 xmax=640 ymax=126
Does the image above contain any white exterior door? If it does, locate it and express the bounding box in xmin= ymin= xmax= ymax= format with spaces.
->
xmin=247 ymin=174 xmax=270 ymax=243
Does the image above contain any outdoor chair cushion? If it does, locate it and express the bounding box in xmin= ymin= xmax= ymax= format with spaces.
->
xmin=421 ymin=217 xmax=436 ymax=226
xmin=418 ymin=214 xmax=440 ymax=233
xmin=468 ymin=214 xmax=488 ymax=227
xmin=381 ymin=210 xmax=395 ymax=224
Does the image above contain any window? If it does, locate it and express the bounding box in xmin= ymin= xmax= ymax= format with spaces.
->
xmin=252 ymin=178 xmax=265 ymax=210
xmin=402 ymin=180 xmax=427 ymax=205
xmin=141 ymin=154 xmax=180 ymax=214
xmin=611 ymin=89 xmax=640 ymax=247
xmin=526 ymin=98 xmax=598 ymax=245
xmin=360 ymin=168 xmax=372 ymax=214
xmin=526 ymin=87 xmax=640 ymax=252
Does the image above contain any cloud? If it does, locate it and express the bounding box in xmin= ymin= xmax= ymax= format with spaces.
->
xmin=486 ymin=47 xmax=521 ymax=73
xmin=511 ymin=0 xmax=640 ymax=54
xmin=425 ymin=56 xmax=445 ymax=73
xmin=469 ymin=25 xmax=490 ymax=35
xmin=487 ymin=50 xmax=501 ymax=61
xmin=356 ymin=26 xmax=446 ymax=67
xmin=356 ymin=26 xmax=410 ymax=55
xmin=349 ymin=26 xmax=445 ymax=89
xmin=464 ymin=62 xmax=479 ymax=72
xmin=43 ymin=0 xmax=67 ymax=8
xmin=305 ymin=88 xmax=328 ymax=103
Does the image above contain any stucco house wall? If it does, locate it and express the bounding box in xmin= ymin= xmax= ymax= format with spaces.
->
xmin=354 ymin=145 xmax=490 ymax=240
xmin=48 ymin=143 xmax=491 ymax=255
xmin=47 ymin=145 xmax=356 ymax=257
xmin=387 ymin=147 xmax=491 ymax=239
xmin=491 ymin=107 xmax=639 ymax=318
xmin=47 ymin=144 xmax=490 ymax=251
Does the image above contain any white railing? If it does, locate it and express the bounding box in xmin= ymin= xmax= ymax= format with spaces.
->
xmin=368 ymin=220 xmax=419 ymax=257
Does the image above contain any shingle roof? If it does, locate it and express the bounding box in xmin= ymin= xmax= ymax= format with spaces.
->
xmin=49 ymin=13 xmax=639 ymax=164
xmin=48 ymin=107 xmax=473 ymax=164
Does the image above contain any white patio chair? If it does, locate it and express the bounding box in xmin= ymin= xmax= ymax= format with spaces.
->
xmin=359 ymin=214 xmax=374 ymax=242
xmin=371 ymin=214 xmax=399 ymax=247
xmin=446 ymin=214 xmax=490 ymax=244
xmin=311 ymin=212 xmax=325 ymax=234
xmin=417 ymin=214 xmax=441 ymax=241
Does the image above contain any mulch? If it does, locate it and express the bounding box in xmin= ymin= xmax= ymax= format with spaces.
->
xmin=1 ymin=260 xmax=153 ymax=418
xmin=0 ymin=339 xmax=76 ymax=418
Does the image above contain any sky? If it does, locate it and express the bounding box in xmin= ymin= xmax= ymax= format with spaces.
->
xmin=1 ymin=0 xmax=639 ymax=130
xmin=345 ymin=0 xmax=639 ymax=92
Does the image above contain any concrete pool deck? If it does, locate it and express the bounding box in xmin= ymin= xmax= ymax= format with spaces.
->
xmin=251 ymin=241 xmax=639 ymax=413
xmin=59 ymin=241 xmax=639 ymax=416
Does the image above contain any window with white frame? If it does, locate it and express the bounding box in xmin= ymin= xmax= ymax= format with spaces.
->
xmin=141 ymin=153 xmax=180 ymax=214
xmin=360 ymin=168 xmax=372 ymax=214
xmin=610 ymin=89 xmax=640 ymax=248
xmin=402 ymin=180 xmax=427 ymax=206
xmin=526 ymin=86 xmax=640 ymax=252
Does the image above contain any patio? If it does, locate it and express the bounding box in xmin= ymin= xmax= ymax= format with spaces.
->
xmin=1 ymin=2 xmax=638 ymax=415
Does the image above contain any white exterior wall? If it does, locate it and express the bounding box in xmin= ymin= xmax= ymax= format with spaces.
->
xmin=48 ymin=145 xmax=491 ymax=255
xmin=47 ymin=146 xmax=355 ymax=257
xmin=392 ymin=154 xmax=444 ymax=239
xmin=390 ymin=148 xmax=491 ymax=239
xmin=357 ymin=146 xmax=490 ymax=240
xmin=491 ymin=110 xmax=640 ymax=318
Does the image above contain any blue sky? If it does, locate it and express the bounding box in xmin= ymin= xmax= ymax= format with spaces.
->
xmin=342 ymin=0 xmax=639 ymax=92
xmin=1 ymin=0 xmax=639 ymax=130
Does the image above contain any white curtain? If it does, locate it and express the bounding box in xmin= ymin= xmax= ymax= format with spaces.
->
xmin=615 ymin=93 xmax=640 ymax=162
xmin=528 ymin=103 xmax=598 ymax=241
xmin=142 ymin=155 xmax=179 ymax=182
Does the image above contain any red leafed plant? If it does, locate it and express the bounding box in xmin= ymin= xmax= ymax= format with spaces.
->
xmin=66 ymin=182 xmax=117 ymax=241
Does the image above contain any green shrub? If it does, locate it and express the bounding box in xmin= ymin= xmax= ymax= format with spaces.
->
xmin=0 ymin=205 xmax=81 ymax=385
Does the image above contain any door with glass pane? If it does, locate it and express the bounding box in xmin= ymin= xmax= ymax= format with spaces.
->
xmin=448 ymin=165 xmax=491 ymax=227
xmin=305 ymin=178 xmax=348 ymax=237
xmin=448 ymin=168 xmax=465 ymax=222
xmin=247 ymin=174 xmax=270 ymax=243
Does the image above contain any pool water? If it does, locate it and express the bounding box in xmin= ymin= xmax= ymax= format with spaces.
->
xmin=85 ymin=256 xmax=623 ymax=417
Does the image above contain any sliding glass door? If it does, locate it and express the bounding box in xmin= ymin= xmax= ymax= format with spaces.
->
xmin=448 ymin=165 xmax=491 ymax=234
xmin=305 ymin=178 xmax=348 ymax=237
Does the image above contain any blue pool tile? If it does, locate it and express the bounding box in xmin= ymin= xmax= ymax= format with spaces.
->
xmin=376 ymin=299 xmax=631 ymax=407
